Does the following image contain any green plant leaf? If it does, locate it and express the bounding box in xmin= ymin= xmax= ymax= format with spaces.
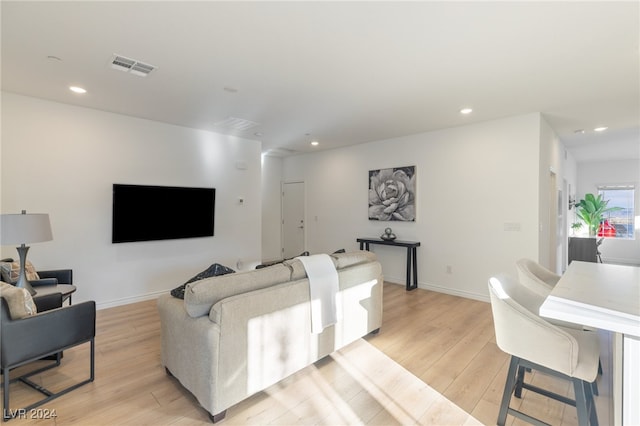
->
xmin=584 ymin=199 xmax=596 ymax=213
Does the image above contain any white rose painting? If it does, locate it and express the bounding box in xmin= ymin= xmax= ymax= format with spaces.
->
xmin=368 ymin=166 xmax=416 ymax=221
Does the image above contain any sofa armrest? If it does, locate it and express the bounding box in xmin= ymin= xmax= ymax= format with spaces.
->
xmin=0 ymin=300 xmax=95 ymax=367
xmin=37 ymin=269 xmax=73 ymax=284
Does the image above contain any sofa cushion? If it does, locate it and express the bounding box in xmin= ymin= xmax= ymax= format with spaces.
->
xmin=331 ymin=250 xmax=377 ymax=269
xmin=0 ymin=281 xmax=37 ymax=319
xmin=255 ymin=251 xmax=309 ymax=269
xmin=0 ymin=260 xmax=40 ymax=284
xmin=282 ymin=258 xmax=309 ymax=281
xmin=184 ymin=263 xmax=292 ymax=318
xmin=171 ymin=263 xmax=235 ymax=299
xmin=283 ymin=250 xmax=376 ymax=281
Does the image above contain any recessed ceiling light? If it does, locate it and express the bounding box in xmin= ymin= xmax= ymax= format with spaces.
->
xmin=574 ymin=129 xmax=585 ymax=134
xmin=310 ymin=141 xmax=319 ymax=146
xmin=460 ymin=108 xmax=473 ymax=114
xmin=69 ymin=86 xmax=86 ymax=94
xmin=594 ymin=127 xmax=608 ymax=132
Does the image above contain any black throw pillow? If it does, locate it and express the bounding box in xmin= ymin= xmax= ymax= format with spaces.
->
xmin=170 ymin=263 xmax=235 ymax=299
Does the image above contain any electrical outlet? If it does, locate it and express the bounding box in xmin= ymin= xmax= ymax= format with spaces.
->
xmin=446 ymin=265 xmax=453 ymax=274
xmin=504 ymin=222 xmax=521 ymax=231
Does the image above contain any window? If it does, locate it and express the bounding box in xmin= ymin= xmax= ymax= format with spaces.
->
xmin=598 ymin=185 xmax=635 ymax=239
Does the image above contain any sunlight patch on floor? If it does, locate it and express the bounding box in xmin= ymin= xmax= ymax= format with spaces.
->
xmin=255 ymin=338 xmax=483 ymax=425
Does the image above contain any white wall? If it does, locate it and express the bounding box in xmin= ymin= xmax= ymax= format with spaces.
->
xmin=1 ymin=93 xmax=262 ymax=308
xmin=577 ymin=159 xmax=640 ymax=265
xmin=281 ymin=113 xmax=546 ymax=301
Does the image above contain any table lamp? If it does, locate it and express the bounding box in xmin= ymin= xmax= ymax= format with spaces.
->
xmin=0 ymin=211 xmax=53 ymax=295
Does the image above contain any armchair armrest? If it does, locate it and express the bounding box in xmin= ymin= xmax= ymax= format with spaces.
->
xmin=33 ymin=292 xmax=63 ymax=312
xmin=37 ymin=269 xmax=73 ymax=285
xmin=0 ymin=300 xmax=95 ymax=367
xmin=31 ymin=278 xmax=59 ymax=287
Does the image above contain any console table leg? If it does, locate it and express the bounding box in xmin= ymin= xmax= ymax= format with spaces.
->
xmin=412 ymin=247 xmax=418 ymax=290
xmin=356 ymin=237 xmax=420 ymax=292
xmin=406 ymin=247 xmax=411 ymax=291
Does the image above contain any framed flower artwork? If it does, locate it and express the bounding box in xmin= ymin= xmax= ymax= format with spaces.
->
xmin=368 ymin=166 xmax=416 ymax=221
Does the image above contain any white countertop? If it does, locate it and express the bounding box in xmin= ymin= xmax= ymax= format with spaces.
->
xmin=540 ymin=261 xmax=640 ymax=337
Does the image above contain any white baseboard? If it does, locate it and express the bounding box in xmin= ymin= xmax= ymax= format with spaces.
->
xmin=384 ymin=276 xmax=489 ymax=303
xmin=419 ymin=282 xmax=489 ymax=303
xmin=98 ymin=276 xmax=493 ymax=311
xmin=96 ymin=289 xmax=166 ymax=310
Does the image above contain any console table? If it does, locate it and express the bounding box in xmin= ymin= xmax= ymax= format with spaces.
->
xmin=357 ymin=238 xmax=420 ymax=291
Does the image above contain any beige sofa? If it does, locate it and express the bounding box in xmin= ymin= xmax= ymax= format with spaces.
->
xmin=157 ymin=250 xmax=383 ymax=422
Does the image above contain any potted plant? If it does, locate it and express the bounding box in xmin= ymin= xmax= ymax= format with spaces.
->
xmin=570 ymin=222 xmax=583 ymax=236
xmin=575 ymin=193 xmax=621 ymax=237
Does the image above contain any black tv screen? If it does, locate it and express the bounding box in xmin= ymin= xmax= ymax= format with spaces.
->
xmin=112 ymin=184 xmax=215 ymax=243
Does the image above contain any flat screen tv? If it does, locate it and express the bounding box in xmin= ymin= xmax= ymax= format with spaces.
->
xmin=112 ymin=184 xmax=215 ymax=243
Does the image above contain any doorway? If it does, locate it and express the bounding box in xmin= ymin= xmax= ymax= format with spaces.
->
xmin=281 ymin=181 xmax=305 ymax=258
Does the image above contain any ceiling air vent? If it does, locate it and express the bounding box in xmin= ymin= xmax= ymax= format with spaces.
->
xmin=265 ymin=148 xmax=297 ymax=157
xmin=214 ymin=117 xmax=260 ymax=132
xmin=110 ymin=54 xmax=156 ymax=77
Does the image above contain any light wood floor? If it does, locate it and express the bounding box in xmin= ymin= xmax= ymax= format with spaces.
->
xmin=3 ymin=282 xmax=611 ymax=425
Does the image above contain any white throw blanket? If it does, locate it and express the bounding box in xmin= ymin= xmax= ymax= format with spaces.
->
xmin=296 ymin=254 xmax=340 ymax=334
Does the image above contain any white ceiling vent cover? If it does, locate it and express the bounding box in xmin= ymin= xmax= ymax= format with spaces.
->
xmin=214 ymin=117 xmax=260 ymax=132
xmin=110 ymin=54 xmax=156 ymax=77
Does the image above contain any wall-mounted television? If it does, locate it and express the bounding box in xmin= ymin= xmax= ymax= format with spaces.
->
xmin=112 ymin=184 xmax=215 ymax=243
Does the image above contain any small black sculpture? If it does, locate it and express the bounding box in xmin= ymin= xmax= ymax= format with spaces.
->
xmin=380 ymin=227 xmax=397 ymax=241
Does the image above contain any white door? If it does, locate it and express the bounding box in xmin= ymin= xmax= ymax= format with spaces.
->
xmin=282 ymin=181 xmax=305 ymax=258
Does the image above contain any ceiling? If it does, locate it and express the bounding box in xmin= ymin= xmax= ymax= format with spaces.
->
xmin=2 ymin=1 xmax=639 ymax=161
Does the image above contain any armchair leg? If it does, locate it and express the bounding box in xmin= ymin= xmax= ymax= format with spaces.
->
xmin=3 ymin=368 xmax=9 ymax=421
xmin=2 ymin=338 xmax=94 ymax=422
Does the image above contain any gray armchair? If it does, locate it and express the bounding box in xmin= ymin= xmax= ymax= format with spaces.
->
xmin=0 ymin=296 xmax=95 ymax=421
xmin=32 ymin=269 xmax=73 ymax=287
xmin=0 ymin=258 xmax=72 ymax=289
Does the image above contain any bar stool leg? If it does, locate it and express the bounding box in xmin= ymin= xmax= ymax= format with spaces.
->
xmin=573 ymin=378 xmax=598 ymax=426
xmin=497 ymin=356 xmax=519 ymax=426
xmin=514 ymin=365 xmax=525 ymax=398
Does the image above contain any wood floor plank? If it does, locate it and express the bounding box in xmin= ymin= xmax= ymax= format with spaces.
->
xmin=442 ymin=341 xmax=509 ymax=413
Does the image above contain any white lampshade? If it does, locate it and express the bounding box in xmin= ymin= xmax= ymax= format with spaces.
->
xmin=0 ymin=213 xmax=53 ymax=245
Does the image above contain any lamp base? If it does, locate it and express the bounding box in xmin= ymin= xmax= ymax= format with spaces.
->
xmin=15 ymin=245 xmax=37 ymax=296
